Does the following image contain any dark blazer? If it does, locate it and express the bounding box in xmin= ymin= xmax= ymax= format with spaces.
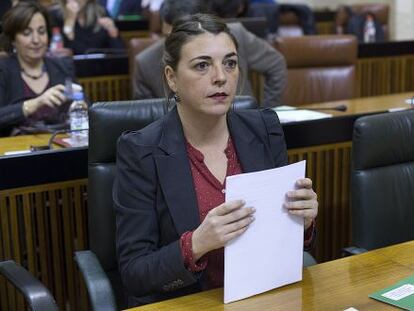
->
xmin=133 ymin=23 xmax=287 ymax=107
xmin=113 ymin=107 xmax=288 ymax=307
xmin=99 ymin=0 xmax=142 ymax=17
xmin=0 ymin=55 xmax=75 ymax=136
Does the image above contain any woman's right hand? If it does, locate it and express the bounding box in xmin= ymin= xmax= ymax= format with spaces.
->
xmin=191 ymin=200 xmax=255 ymax=261
xmin=23 ymin=84 xmax=67 ymax=117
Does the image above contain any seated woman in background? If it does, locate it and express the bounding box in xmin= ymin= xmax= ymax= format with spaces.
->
xmin=49 ymin=0 xmax=124 ymax=54
xmin=114 ymin=13 xmax=318 ymax=307
xmin=0 ymin=2 xmax=75 ymax=137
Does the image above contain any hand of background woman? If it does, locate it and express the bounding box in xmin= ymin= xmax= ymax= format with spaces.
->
xmin=63 ymin=0 xmax=79 ymax=40
xmin=98 ymin=17 xmax=119 ymax=38
xmin=23 ymin=84 xmax=67 ymax=117
xmin=192 ymin=200 xmax=255 ymax=261
xmin=284 ymin=178 xmax=318 ymax=230
xmin=65 ymin=0 xmax=80 ymax=22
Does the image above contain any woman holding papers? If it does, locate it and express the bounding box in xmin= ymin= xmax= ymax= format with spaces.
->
xmin=113 ymin=13 xmax=318 ymax=307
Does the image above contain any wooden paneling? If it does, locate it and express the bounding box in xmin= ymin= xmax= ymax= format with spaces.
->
xmin=79 ymin=75 xmax=130 ymax=103
xmin=356 ymin=55 xmax=414 ymax=97
xmin=0 ymin=180 xmax=89 ymax=311
xmin=288 ymin=142 xmax=352 ymax=263
xmin=316 ymin=21 xmax=335 ymax=35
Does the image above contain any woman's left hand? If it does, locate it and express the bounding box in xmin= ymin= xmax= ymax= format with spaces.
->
xmin=98 ymin=17 xmax=119 ymax=38
xmin=284 ymin=178 xmax=318 ymax=230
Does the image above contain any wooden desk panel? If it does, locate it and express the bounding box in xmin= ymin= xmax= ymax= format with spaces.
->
xmin=130 ymin=241 xmax=414 ymax=311
xmin=0 ymin=179 xmax=89 ymax=311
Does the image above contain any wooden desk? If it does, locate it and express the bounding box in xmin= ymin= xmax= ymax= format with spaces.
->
xmin=0 ymin=133 xmax=51 ymax=155
xmin=303 ymin=92 xmax=413 ymax=117
xmin=129 ymin=241 xmax=414 ymax=311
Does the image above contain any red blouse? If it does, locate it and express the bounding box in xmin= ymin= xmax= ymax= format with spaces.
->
xmin=180 ymin=137 xmax=315 ymax=289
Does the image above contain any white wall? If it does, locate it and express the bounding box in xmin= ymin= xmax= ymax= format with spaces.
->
xmin=394 ymin=0 xmax=414 ymax=40
xmin=280 ymin=0 xmax=414 ymax=40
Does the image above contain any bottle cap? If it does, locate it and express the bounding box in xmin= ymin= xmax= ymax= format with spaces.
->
xmin=52 ymin=27 xmax=61 ymax=34
xmin=72 ymin=83 xmax=83 ymax=92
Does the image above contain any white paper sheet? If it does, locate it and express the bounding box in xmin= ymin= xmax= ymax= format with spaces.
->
xmin=224 ymin=161 xmax=306 ymax=303
xmin=273 ymin=106 xmax=332 ymax=123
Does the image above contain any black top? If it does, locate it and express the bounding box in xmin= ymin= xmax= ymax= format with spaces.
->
xmin=48 ymin=7 xmax=125 ymax=55
xmin=0 ymin=55 xmax=75 ymax=136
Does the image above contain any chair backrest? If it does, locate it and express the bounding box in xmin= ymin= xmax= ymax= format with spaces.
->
xmin=274 ymin=35 xmax=357 ymax=106
xmin=87 ymin=96 xmax=257 ymax=307
xmin=336 ymin=4 xmax=389 ymax=40
xmin=351 ymin=109 xmax=414 ymax=250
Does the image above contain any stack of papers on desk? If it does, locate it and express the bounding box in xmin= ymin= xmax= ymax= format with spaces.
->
xmin=273 ymin=106 xmax=332 ymax=123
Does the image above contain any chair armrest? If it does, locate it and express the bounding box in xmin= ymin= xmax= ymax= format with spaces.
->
xmin=0 ymin=260 xmax=58 ymax=311
xmin=342 ymin=246 xmax=368 ymax=257
xmin=74 ymin=250 xmax=117 ymax=311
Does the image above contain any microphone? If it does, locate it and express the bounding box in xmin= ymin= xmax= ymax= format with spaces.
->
xmin=84 ymin=48 xmax=126 ymax=55
xmin=276 ymin=104 xmax=347 ymax=112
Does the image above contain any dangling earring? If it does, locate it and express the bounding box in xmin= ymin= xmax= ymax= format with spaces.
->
xmin=173 ymin=92 xmax=181 ymax=103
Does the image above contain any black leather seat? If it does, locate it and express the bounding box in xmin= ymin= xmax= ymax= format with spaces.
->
xmin=75 ymin=96 xmax=258 ymax=310
xmin=0 ymin=260 xmax=58 ymax=311
xmin=346 ymin=109 xmax=414 ymax=254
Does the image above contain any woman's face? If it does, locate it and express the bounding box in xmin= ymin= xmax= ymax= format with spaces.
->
xmin=165 ymin=32 xmax=239 ymax=118
xmin=14 ymin=12 xmax=48 ymax=64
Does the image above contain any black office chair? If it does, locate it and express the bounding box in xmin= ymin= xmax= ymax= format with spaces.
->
xmin=75 ymin=96 xmax=258 ymax=310
xmin=0 ymin=260 xmax=59 ymax=311
xmin=344 ymin=109 xmax=414 ymax=255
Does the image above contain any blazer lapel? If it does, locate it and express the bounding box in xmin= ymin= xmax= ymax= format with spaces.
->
xmin=9 ymin=56 xmax=25 ymax=103
xmin=154 ymin=108 xmax=200 ymax=235
xmin=228 ymin=111 xmax=272 ymax=173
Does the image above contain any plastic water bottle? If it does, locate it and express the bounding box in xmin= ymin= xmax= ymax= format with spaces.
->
xmin=69 ymin=91 xmax=88 ymax=146
xmin=363 ymin=15 xmax=376 ymax=43
xmin=50 ymin=27 xmax=64 ymax=52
